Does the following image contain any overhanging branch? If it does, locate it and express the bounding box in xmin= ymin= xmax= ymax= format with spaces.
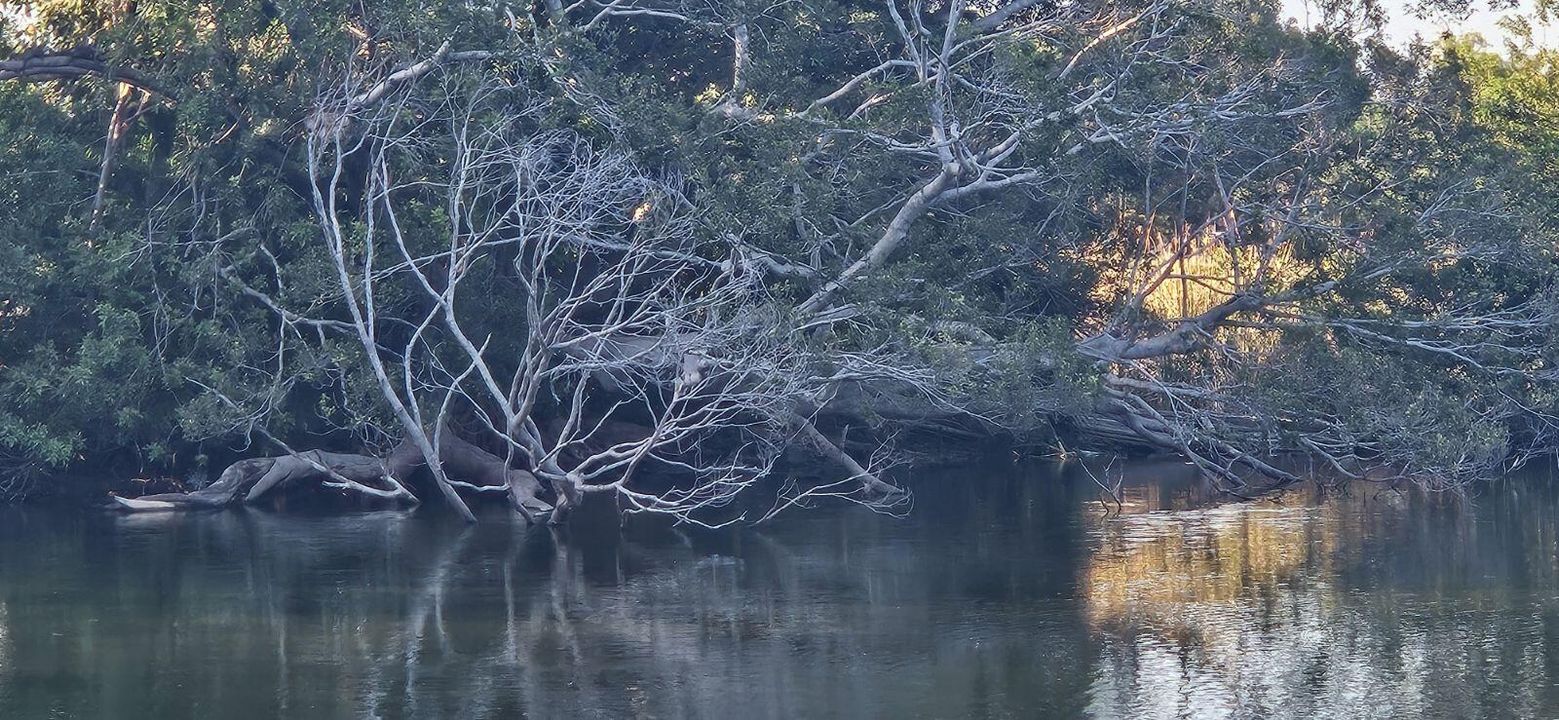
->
xmin=0 ymin=46 xmax=174 ymax=99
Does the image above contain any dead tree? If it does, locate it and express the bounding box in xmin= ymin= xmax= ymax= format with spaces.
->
xmin=126 ymin=58 xmax=923 ymax=524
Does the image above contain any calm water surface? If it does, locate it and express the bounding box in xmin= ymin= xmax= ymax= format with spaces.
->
xmin=2 ymin=460 xmax=1558 ymax=719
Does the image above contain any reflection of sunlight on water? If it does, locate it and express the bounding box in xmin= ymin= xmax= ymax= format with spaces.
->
xmin=1080 ymin=494 xmax=1390 ymax=719
xmin=1085 ymin=495 xmax=1365 ymax=720
xmin=1077 ymin=482 xmax=1559 ymax=719
xmin=1083 ymin=493 xmax=1339 ymax=630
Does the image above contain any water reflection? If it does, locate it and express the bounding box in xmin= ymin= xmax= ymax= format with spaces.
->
xmin=0 ymin=599 xmax=8 ymax=678
xmin=1082 ymin=472 xmax=1559 ymax=720
xmin=0 ymin=464 xmax=1556 ymax=718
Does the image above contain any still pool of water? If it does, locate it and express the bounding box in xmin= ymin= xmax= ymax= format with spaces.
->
xmin=1 ymin=459 xmax=1557 ymax=719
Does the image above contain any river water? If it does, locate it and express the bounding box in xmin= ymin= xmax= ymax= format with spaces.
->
xmin=1 ymin=459 xmax=1557 ymax=719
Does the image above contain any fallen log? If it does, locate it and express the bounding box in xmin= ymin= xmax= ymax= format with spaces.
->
xmin=111 ymin=457 xmax=282 ymax=510
xmin=110 ymin=434 xmax=554 ymax=518
xmin=110 ymin=450 xmax=419 ymax=511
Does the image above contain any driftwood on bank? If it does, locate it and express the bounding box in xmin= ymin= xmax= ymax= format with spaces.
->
xmin=110 ymin=434 xmax=553 ymax=518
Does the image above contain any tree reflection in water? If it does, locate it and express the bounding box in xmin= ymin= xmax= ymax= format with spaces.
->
xmin=0 ymin=464 xmax=1557 ymax=718
xmin=1082 ymin=469 xmax=1559 ymax=720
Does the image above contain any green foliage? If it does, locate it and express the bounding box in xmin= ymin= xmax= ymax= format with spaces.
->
xmin=1 ymin=0 xmax=1558 ymax=498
